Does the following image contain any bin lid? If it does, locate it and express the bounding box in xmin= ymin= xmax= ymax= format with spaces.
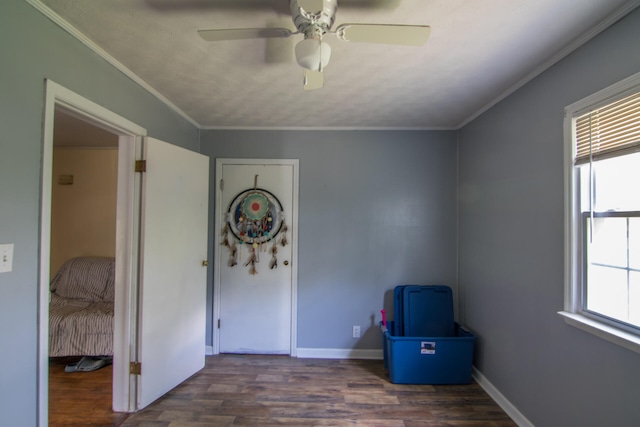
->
xmin=403 ymin=285 xmax=455 ymax=337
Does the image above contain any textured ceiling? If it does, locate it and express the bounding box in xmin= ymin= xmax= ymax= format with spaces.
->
xmin=35 ymin=0 xmax=638 ymax=129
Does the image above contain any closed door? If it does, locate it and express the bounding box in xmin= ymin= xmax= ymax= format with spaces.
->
xmin=215 ymin=159 xmax=298 ymax=354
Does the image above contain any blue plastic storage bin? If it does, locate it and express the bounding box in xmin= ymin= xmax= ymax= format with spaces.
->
xmin=402 ymin=285 xmax=455 ymax=337
xmin=382 ymin=320 xmax=475 ymax=384
xmin=393 ymin=285 xmax=406 ymax=336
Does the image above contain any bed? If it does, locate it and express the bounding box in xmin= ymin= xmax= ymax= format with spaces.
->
xmin=49 ymin=256 xmax=115 ymax=357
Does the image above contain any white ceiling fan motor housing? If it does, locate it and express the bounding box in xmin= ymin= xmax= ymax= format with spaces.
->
xmin=290 ymin=0 xmax=337 ymax=35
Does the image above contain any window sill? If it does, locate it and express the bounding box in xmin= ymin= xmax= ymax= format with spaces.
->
xmin=558 ymin=311 xmax=640 ymax=355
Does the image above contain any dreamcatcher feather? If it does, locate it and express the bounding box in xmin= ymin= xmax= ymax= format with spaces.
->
xmin=244 ymin=247 xmax=257 ymax=275
xmin=279 ymin=223 xmax=288 ymax=247
xmin=228 ymin=240 xmax=238 ymax=267
xmin=220 ymin=223 xmax=230 ymax=248
xmin=269 ymin=243 xmax=278 ymax=269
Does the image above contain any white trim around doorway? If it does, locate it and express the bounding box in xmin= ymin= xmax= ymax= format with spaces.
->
xmin=39 ymin=80 xmax=147 ymax=426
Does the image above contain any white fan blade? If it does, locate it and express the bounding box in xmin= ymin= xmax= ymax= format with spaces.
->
xmin=298 ymin=0 xmax=324 ymax=13
xmin=303 ymin=69 xmax=324 ymax=91
xmin=335 ymin=24 xmax=430 ymax=46
xmin=198 ymin=28 xmax=293 ymax=42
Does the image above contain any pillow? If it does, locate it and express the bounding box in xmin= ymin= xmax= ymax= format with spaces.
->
xmin=50 ymin=257 xmax=115 ymax=302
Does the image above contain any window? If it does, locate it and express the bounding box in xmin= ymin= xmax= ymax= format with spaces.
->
xmin=562 ymin=72 xmax=640 ymax=352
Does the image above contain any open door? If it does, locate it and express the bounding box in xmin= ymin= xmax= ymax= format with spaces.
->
xmin=39 ymin=81 xmax=210 ymax=423
xmin=136 ymin=137 xmax=209 ymax=409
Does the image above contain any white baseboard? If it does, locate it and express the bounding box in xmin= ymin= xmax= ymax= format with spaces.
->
xmin=296 ymin=348 xmax=384 ymax=360
xmin=203 ymin=346 xmax=382 ymax=359
xmin=472 ymin=367 xmax=534 ymax=427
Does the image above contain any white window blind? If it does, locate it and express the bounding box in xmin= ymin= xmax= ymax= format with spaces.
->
xmin=575 ymin=91 xmax=640 ymax=165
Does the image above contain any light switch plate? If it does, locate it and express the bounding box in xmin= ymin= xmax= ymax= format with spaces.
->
xmin=0 ymin=244 xmax=14 ymax=273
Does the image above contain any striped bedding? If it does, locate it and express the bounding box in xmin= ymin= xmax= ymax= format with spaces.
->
xmin=49 ymin=256 xmax=115 ymax=357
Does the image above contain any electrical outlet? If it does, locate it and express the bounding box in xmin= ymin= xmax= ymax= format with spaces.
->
xmin=352 ymin=325 xmax=360 ymax=338
xmin=0 ymin=244 xmax=14 ymax=273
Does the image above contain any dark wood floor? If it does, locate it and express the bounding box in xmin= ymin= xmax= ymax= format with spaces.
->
xmin=51 ymin=354 xmax=516 ymax=427
xmin=49 ymin=356 xmax=128 ymax=427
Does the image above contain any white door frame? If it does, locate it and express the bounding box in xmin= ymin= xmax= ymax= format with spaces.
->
xmin=38 ymin=80 xmax=147 ymax=426
xmin=213 ymin=158 xmax=299 ymax=356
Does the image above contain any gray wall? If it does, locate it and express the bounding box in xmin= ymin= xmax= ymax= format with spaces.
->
xmin=458 ymin=8 xmax=640 ymax=427
xmin=4 ymin=0 xmax=640 ymax=424
xmin=0 ymin=1 xmax=199 ymax=425
xmin=200 ymin=130 xmax=459 ymax=349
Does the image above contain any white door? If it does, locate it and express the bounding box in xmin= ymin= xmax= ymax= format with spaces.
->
xmin=215 ymin=159 xmax=298 ymax=354
xmin=137 ymin=137 xmax=209 ymax=409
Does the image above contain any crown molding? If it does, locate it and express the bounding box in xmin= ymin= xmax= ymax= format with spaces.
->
xmin=198 ymin=125 xmax=456 ymax=131
xmin=25 ymin=0 xmax=201 ymax=129
xmin=456 ymin=0 xmax=640 ymax=130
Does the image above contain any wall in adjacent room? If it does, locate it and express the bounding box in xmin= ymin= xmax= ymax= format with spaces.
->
xmin=200 ymin=130 xmax=459 ymax=351
xmin=457 ymin=8 xmax=640 ymax=427
xmin=50 ymin=149 xmax=118 ymax=276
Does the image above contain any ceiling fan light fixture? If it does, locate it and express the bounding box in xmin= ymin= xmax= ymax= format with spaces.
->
xmin=198 ymin=0 xmax=430 ymax=89
xmin=295 ymin=38 xmax=331 ymax=71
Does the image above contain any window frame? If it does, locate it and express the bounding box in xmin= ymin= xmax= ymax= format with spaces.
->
xmin=581 ymin=210 xmax=640 ymax=333
xmin=561 ymin=71 xmax=640 ymax=354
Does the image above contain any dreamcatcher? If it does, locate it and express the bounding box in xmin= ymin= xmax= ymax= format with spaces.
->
xmin=221 ymin=176 xmax=288 ymax=275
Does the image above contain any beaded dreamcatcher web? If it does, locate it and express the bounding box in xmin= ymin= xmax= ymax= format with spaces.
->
xmin=221 ymin=183 xmax=288 ymax=275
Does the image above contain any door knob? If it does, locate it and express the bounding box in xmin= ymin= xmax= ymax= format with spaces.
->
xmin=283 ymin=260 xmax=289 ymax=266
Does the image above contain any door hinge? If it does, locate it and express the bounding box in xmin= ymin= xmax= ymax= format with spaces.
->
xmin=220 ymin=179 xmax=224 ymax=191
xmin=130 ymin=361 xmax=142 ymax=375
xmin=217 ymin=319 xmax=221 ymax=329
xmin=135 ymin=160 xmax=147 ymax=173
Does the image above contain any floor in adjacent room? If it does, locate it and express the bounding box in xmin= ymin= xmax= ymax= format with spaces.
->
xmin=49 ymin=356 xmax=128 ymax=427
xmin=50 ymin=354 xmax=516 ymax=427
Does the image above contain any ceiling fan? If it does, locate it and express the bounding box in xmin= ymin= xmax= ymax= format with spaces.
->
xmin=198 ymin=0 xmax=430 ymax=90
